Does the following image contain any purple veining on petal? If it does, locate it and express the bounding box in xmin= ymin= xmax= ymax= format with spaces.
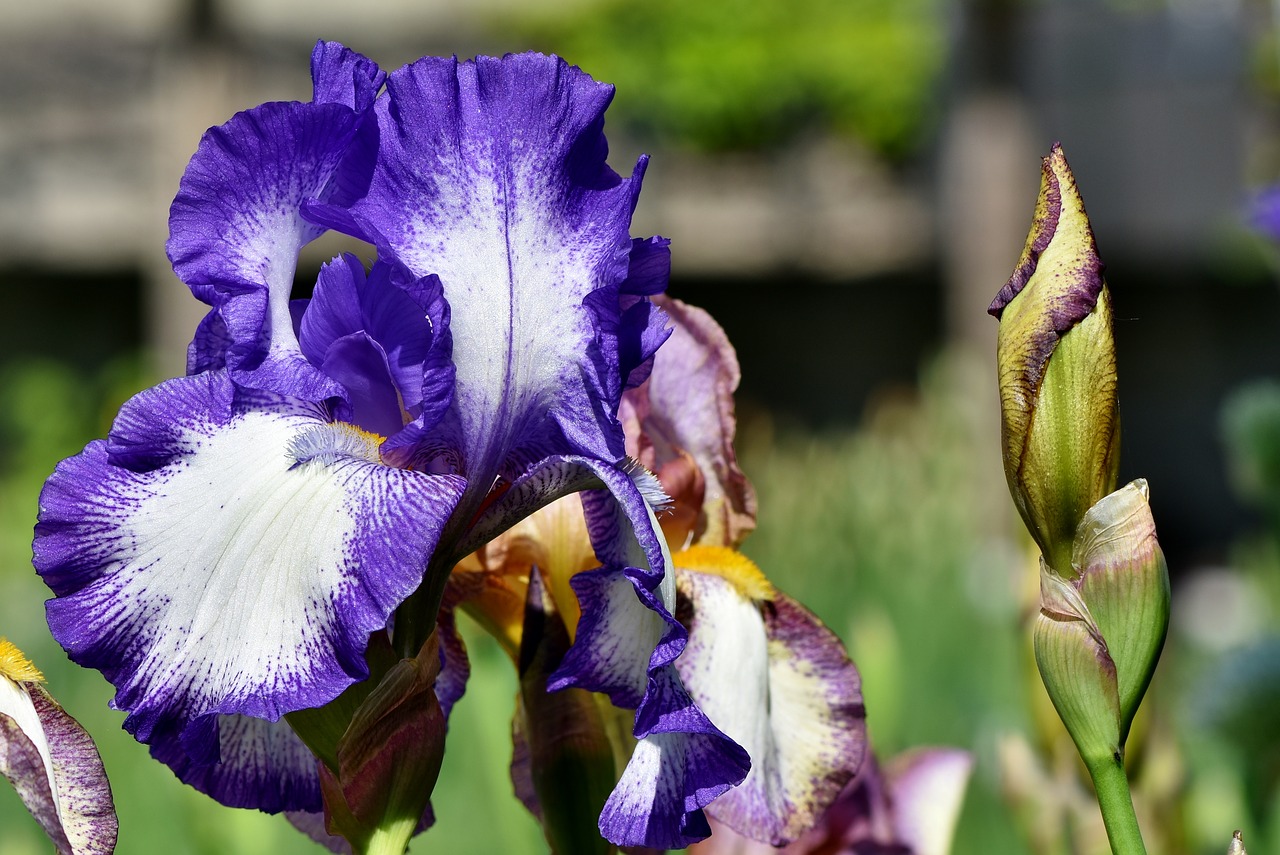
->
xmin=310 ymin=41 xmax=385 ymax=112
xmin=674 ymin=567 xmax=865 ymax=846
xmin=989 ymin=144 xmax=1106 ymax=335
xmin=33 ymin=371 xmax=465 ymax=750
xmin=0 ymin=680 xmax=118 ymax=855
xmin=0 ymin=705 xmax=72 ymax=854
xmin=330 ymin=53 xmax=659 ymax=499
xmin=477 ymin=453 xmax=750 ymax=847
xmin=148 ymin=714 xmax=322 ymax=813
xmin=623 ymin=297 xmax=757 ymax=549
xmin=597 ymin=708 xmax=749 ymax=849
xmin=540 ymin=467 xmax=749 ymax=848
xmin=168 ymin=101 xmax=357 ymax=370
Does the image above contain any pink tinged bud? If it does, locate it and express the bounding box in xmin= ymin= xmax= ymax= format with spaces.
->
xmin=992 ymin=144 xmax=1120 ymax=577
xmin=1033 ymin=560 xmax=1122 ymax=766
xmin=1072 ymin=480 xmax=1169 ymax=742
xmin=1032 ymin=481 xmax=1170 ymax=763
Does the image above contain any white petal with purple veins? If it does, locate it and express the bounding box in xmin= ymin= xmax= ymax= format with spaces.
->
xmin=335 ymin=54 xmax=650 ymax=488
xmin=674 ymin=559 xmax=865 ymax=846
xmin=0 ymin=647 xmax=117 ymax=855
xmin=35 ymin=374 xmax=464 ymax=751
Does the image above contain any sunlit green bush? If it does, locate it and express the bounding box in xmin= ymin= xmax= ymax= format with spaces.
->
xmin=510 ymin=0 xmax=946 ymax=157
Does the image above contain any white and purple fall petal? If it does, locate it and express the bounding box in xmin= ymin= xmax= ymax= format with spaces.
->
xmin=33 ymin=372 xmax=464 ymax=800
xmin=671 ymin=546 xmax=866 ymax=846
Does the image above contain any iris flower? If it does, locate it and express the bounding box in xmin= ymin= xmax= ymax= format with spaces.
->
xmin=455 ymin=298 xmax=868 ymax=848
xmin=32 ymin=42 xmax=760 ymax=848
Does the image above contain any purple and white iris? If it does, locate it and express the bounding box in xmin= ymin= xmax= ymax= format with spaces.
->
xmin=33 ymin=42 xmax=750 ymax=847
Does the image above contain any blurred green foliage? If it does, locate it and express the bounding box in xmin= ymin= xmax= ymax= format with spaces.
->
xmin=1222 ymin=380 xmax=1280 ymax=535
xmin=508 ymin=0 xmax=947 ymax=158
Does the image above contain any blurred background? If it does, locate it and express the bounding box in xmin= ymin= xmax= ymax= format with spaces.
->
xmin=3 ymin=0 xmax=1280 ymax=852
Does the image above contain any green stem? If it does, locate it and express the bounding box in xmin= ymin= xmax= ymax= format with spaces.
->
xmin=360 ymin=813 xmax=417 ymax=855
xmin=1085 ymin=753 xmax=1147 ymax=855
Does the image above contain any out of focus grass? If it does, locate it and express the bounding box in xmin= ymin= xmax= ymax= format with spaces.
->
xmin=1 ymin=349 xmax=1275 ymax=854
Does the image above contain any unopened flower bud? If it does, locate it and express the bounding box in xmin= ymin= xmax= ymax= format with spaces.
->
xmin=991 ymin=144 xmax=1120 ymax=576
xmin=1033 ymin=558 xmax=1121 ymax=767
xmin=1072 ymin=480 xmax=1169 ymax=741
xmin=1032 ymin=480 xmax=1169 ymax=763
xmin=316 ymin=634 xmax=447 ymax=851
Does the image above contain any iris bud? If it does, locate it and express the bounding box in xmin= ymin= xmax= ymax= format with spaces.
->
xmin=314 ymin=634 xmax=447 ymax=852
xmin=990 ymin=143 xmax=1120 ymax=577
xmin=1033 ymin=481 xmax=1169 ymax=764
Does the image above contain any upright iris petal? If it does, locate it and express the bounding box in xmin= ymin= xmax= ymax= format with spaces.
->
xmin=169 ymin=41 xmax=381 ymax=397
xmin=319 ymin=53 xmax=653 ymax=488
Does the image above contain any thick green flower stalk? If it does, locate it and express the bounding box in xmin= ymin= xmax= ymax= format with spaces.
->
xmin=990 ymin=145 xmax=1170 ymax=855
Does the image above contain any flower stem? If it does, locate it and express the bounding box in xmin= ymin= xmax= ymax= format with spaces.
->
xmin=1085 ymin=753 xmax=1147 ymax=855
xmin=360 ymin=814 xmax=418 ymax=855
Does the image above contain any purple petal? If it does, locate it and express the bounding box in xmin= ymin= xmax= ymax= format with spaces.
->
xmin=333 ymin=53 xmax=659 ymax=492
xmin=623 ymin=297 xmax=757 ymax=548
xmin=299 ymin=255 xmax=453 ymax=437
xmin=0 ymin=668 xmax=117 ymax=855
xmin=310 ymin=41 xmax=385 ymax=112
xmin=598 ymin=707 xmax=749 ymax=850
xmin=545 ymin=469 xmax=749 ymax=848
xmin=287 ymin=810 xmax=353 ymax=854
xmin=620 ymin=237 xmax=672 ymax=297
xmin=167 ymin=98 xmax=360 ymax=397
xmin=148 ymin=714 xmax=321 ymax=813
xmin=433 ymin=601 xmax=470 ymax=719
xmin=33 ymin=371 xmax=465 ymax=751
xmin=618 ymin=296 xmax=671 ymax=391
xmin=673 ymin=560 xmax=866 ymax=845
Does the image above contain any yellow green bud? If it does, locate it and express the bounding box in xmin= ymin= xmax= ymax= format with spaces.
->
xmin=991 ymin=144 xmax=1121 ymax=576
xmin=1073 ymin=480 xmax=1169 ymax=742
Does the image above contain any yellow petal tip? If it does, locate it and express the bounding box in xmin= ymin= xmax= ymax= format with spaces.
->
xmin=0 ymin=638 xmax=45 ymax=684
xmin=673 ymin=545 xmax=775 ymax=602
